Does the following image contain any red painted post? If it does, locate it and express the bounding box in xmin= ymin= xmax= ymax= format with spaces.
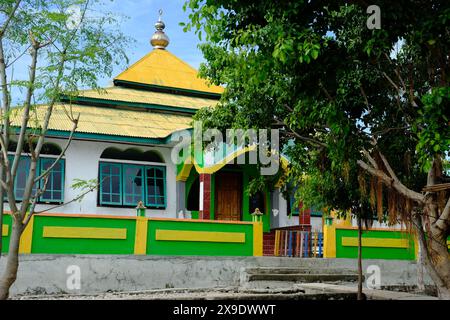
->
xmin=199 ymin=174 xmax=211 ymax=220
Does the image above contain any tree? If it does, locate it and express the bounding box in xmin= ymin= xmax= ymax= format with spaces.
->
xmin=183 ymin=0 xmax=450 ymax=298
xmin=0 ymin=0 xmax=129 ymax=299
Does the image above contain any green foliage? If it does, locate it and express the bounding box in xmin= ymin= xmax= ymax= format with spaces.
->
xmin=183 ymin=0 xmax=449 ymax=221
xmin=414 ymin=87 xmax=450 ymax=170
xmin=71 ymin=178 xmax=97 ymax=202
xmin=2 ymin=0 xmax=131 ymax=105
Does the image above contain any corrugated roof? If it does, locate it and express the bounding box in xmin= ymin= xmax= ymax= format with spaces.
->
xmin=78 ymin=86 xmax=218 ymax=110
xmin=114 ymin=49 xmax=224 ymax=95
xmin=12 ymin=104 xmax=193 ymax=139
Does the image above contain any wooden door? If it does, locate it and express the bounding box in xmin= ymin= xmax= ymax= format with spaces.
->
xmin=215 ymin=172 xmax=242 ymax=221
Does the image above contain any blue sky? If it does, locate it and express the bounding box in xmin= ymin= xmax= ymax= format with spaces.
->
xmin=98 ymin=0 xmax=204 ymax=87
xmin=9 ymin=0 xmax=203 ymax=104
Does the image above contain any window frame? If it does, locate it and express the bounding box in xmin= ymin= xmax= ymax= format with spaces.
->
xmin=6 ymin=154 xmax=65 ymax=204
xmin=98 ymin=161 xmax=167 ymax=209
xmin=39 ymin=157 xmax=66 ymax=204
xmin=144 ymin=165 xmax=167 ymax=209
xmin=122 ymin=163 xmax=144 ymax=207
xmin=99 ymin=162 xmax=123 ymax=206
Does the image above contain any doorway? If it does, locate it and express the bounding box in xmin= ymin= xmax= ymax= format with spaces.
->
xmin=215 ymin=172 xmax=242 ymax=221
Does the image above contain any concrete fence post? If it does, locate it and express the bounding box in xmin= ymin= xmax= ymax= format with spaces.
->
xmin=19 ymin=215 xmax=35 ymax=254
xmin=323 ymin=222 xmax=336 ymax=258
xmin=253 ymin=221 xmax=263 ymax=257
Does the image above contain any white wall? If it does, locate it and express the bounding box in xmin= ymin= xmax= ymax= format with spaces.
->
xmin=272 ymin=192 xmax=300 ymax=229
xmin=349 ymin=217 xmax=404 ymax=230
xmin=6 ymin=138 xmax=178 ymax=218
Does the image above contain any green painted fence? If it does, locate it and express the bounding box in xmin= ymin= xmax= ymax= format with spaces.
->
xmin=1 ymin=213 xmax=262 ymax=257
xmin=335 ymin=228 xmax=416 ymax=260
xmin=31 ymin=215 xmax=137 ymax=255
xmin=147 ymin=219 xmax=254 ymax=256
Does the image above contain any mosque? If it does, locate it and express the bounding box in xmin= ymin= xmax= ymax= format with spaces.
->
xmin=4 ymin=12 xmax=325 ymax=257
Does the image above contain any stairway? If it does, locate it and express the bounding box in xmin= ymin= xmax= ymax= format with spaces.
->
xmin=240 ymin=267 xmax=361 ymax=290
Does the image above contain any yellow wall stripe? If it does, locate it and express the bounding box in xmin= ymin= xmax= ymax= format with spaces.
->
xmin=2 ymin=224 xmax=8 ymax=237
xmin=156 ymin=230 xmax=245 ymax=243
xmin=342 ymin=237 xmax=409 ymax=249
xmin=43 ymin=226 xmax=127 ymax=240
xmin=253 ymin=222 xmax=263 ymax=256
xmin=134 ymin=217 xmax=148 ymax=255
xmin=19 ymin=216 xmax=34 ymax=254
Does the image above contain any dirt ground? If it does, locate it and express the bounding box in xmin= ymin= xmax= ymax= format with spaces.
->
xmin=12 ymin=287 xmax=357 ymax=300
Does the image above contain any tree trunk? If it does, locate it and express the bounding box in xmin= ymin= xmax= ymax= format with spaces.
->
xmin=0 ymin=217 xmax=22 ymax=300
xmin=357 ymin=215 xmax=364 ymax=300
xmin=0 ymin=165 xmax=4 ymax=257
xmin=428 ymin=228 xmax=450 ymax=299
xmin=417 ymin=238 xmax=425 ymax=292
xmin=414 ymin=213 xmax=450 ymax=299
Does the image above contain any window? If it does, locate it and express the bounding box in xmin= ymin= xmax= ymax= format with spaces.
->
xmin=39 ymin=158 xmax=65 ymax=203
xmin=145 ymin=166 xmax=166 ymax=208
xmin=99 ymin=162 xmax=166 ymax=209
xmin=6 ymin=155 xmax=65 ymax=203
xmin=99 ymin=163 xmax=122 ymax=205
xmin=123 ymin=165 xmax=144 ymax=206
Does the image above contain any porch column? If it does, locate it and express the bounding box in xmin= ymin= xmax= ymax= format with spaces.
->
xmin=176 ymin=181 xmax=186 ymax=218
xmin=199 ymin=174 xmax=212 ymax=220
xmin=270 ymin=189 xmax=280 ymax=229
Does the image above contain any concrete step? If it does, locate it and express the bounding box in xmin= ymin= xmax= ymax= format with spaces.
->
xmin=244 ymin=267 xmax=356 ymax=275
xmin=295 ymin=283 xmax=438 ymax=300
xmin=247 ymin=273 xmax=360 ymax=283
xmin=239 ymin=267 xmax=361 ymax=290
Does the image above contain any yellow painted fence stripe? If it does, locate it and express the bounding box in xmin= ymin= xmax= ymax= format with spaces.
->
xmin=134 ymin=217 xmax=148 ymax=255
xmin=43 ymin=227 xmax=127 ymax=240
xmin=2 ymin=224 xmax=8 ymax=237
xmin=156 ymin=230 xmax=245 ymax=243
xmin=19 ymin=215 xmax=34 ymax=254
xmin=342 ymin=237 xmax=409 ymax=249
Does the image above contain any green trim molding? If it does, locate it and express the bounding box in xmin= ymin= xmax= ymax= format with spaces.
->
xmin=11 ymin=127 xmax=174 ymax=146
xmin=61 ymin=95 xmax=199 ymax=115
xmin=113 ymin=79 xmax=222 ymax=100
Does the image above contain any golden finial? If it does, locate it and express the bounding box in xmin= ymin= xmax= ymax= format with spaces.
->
xmin=150 ymin=9 xmax=170 ymax=50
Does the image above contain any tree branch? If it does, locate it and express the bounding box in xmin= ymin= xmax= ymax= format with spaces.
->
xmin=319 ymin=81 xmax=334 ymax=102
xmin=357 ymin=159 xmax=424 ymax=203
xmin=378 ymin=151 xmax=399 ymax=181
xmin=362 ymin=149 xmax=378 ymax=169
xmin=0 ymin=0 xmax=22 ymax=38
xmin=32 ymin=182 xmax=98 ymax=215
xmin=435 ymin=196 xmax=450 ymax=232
xmin=33 ymin=113 xmax=79 ymax=183
xmin=10 ymin=40 xmax=38 ymax=181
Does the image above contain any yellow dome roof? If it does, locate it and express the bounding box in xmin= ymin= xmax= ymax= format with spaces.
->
xmin=114 ymin=49 xmax=224 ymax=96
